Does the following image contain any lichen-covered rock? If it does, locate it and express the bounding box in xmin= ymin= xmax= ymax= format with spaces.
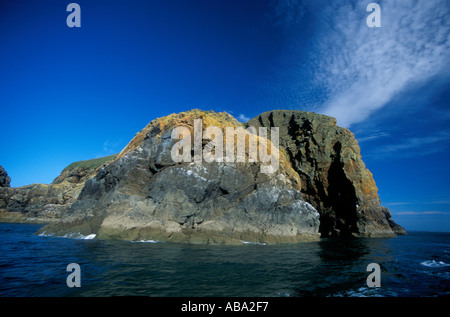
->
xmin=247 ymin=110 xmax=406 ymax=237
xmin=3 ymin=108 xmax=405 ymax=241
xmin=38 ymin=110 xmax=321 ymax=244
xmin=0 ymin=155 xmax=117 ymax=223
xmin=0 ymin=183 xmax=77 ymax=223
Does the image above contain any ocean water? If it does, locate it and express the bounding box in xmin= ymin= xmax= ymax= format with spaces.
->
xmin=0 ymin=223 xmax=449 ymax=297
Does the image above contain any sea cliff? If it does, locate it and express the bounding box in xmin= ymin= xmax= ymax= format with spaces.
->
xmin=0 ymin=109 xmax=405 ymax=243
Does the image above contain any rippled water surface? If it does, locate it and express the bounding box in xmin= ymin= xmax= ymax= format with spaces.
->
xmin=0 ymin=223 xmax=448 ymax=297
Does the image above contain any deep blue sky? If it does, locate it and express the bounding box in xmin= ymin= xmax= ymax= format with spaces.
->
xmin=1 ymin=0 xmax=449 ymax=232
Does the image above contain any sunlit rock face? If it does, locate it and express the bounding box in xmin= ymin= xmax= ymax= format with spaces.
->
xmin=38 ymin=110 xmax=321 ymax=244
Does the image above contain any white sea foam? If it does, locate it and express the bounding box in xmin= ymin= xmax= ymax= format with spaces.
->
xmin=61 ymin=232 xmax=96 ymax=240
xmin=131 ymin=239 xmax=161 ymax=243
xmin=38 ymin=231 xmax=54 ymax=237
xmin=38 ymin=231 xmax=96 ymax=239
xmin=331 ymin=287 xmax=396 ymax=297
xmin=240 ymin=240 xmax=267 ymax=246
xmin=275 ymin=291 xmax=291 ymax=297
xmin=422 ymin=270 xmax=450 ymax=280
xmin=420 ymin=260 xmax=450 ymax=268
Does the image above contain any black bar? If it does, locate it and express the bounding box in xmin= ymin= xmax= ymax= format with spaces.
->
xmin=0 ymin=296 xmax=448 ymax=315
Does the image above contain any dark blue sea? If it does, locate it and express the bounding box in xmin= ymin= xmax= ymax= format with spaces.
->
xmin=0 ymin=223 xmax=449 ymax=297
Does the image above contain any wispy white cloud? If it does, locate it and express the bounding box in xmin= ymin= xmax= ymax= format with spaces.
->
xmin=102 ymin=139 xmax=122 ymax=155
xmin=317 ymin=0 xmax=450 ymax=127
xmin=237 ymin=113 xmax=251 ymax=122
xmin=367 ymin=131 xmax=450 ymax=159
xmin=385 ymin=202 xmax=412 ymax=206
xmin=381 ymin=133 xmax=450 ymax=152
xmin=394 ymin=211 xmax=449 ymax=216
xmin=386 ymin=200 xmax=450 ymax=207
xmin=432 ymin=200 xmax=450 ymax=205
xmin=271 ymin=0 xmax=450 ymax=127
xmin=357 ymin=131 xmax=390 ymax=143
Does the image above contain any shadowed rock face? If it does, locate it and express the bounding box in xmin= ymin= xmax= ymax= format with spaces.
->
xmin=37 ymin=110 xmax=321 ymax=244
xmin=247 ymin=110 xmax=406 ymax=237
xmin=0 ymin=165 xmax=10 ymax=188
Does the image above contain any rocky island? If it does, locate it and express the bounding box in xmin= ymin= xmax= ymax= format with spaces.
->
xmin=0 ymin=110 xmax=405 ymax=244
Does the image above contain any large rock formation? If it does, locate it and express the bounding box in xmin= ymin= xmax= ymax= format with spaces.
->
xmin=2 ymin=109 xmax=405 ymax=242
xmin=0 ymin=165 xmax=11 ymax=187
xmin=37 ymin=110 xmax=321 ymax=244
xmin=247 ymin=110 xmax=406 ymax=237
xmin=0 ymin=155 xmax=117 ymax=223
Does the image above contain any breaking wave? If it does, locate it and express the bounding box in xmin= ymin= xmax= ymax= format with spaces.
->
xmin=330 ymin=287 xmax=398 ymax=297
xmin=130 ymin=240 xmax=162 ymax=243
xmin=38 ymin=231 xmax=96 ymax=240
xmin=421 ymin=260 xmax=450 ymax=268
xmin=240 ymin=240 xmax=267 ymax=245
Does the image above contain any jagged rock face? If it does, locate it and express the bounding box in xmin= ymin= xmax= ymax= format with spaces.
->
xmin=0 ymin=183 xmax=80 ymax=223
xmin=0 ymin=165 xmax=11 ymax=187
xmin=0 ymin=156 xmax=116 ymax=223
xmin=247 ymin=110 xmax=406 ymax=237
xmin=38 ymin=110 xmax=321 ymax=244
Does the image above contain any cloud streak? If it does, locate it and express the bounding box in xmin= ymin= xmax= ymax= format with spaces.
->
xmin=317 ymin=0 xmax=450 ymax=127
xmin=365 ymin=131 xmax=450 ymax=159
xmin=356 ymin=131 xmax=390 ymax=143
xmin=237 ymin=113 xmax=251 ymax=122
xmin=272 ymin=0 xmax=450 ymax=127
xmin=394 ymin=211 xmax=449 ymax=216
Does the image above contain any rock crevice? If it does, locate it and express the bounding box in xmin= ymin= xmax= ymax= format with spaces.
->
xmin=247 ymin=110 xmax=406 ymax=237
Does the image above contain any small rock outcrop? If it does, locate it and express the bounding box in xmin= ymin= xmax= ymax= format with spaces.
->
xmin=0 ymin=155 xmax=117 ymax=223
xmin=247 ymin=110 xmax=406 ymax=237
xmin=0 ymin=165 xmax=11 ymax=187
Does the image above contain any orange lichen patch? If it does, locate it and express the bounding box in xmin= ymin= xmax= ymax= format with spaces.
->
xmin=118 ymin=110 xmax=243 ymax=159
xmin=361 ymin=178 xmax=379 ymax=197
xmin=155 ymin=109 xmax=242 ymax=133
xmin=117 ymin=127 xmax=151 ymax=159
xmin=116 ymin=109 xmax=301 ymax=189
xmin=279 ymin=148 xmax=301 ymax=190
